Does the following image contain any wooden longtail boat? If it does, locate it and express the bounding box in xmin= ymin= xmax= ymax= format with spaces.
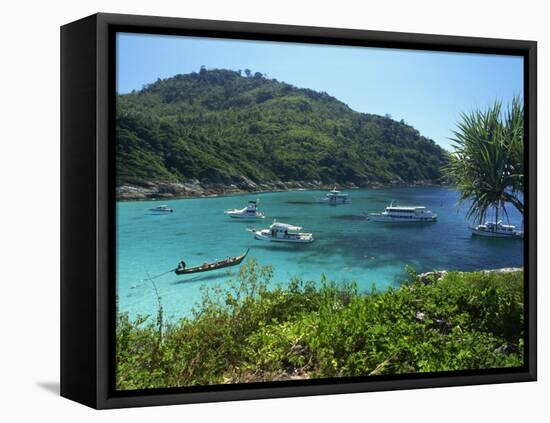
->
xmin=174 ymin=249 xmax=249 ymax=275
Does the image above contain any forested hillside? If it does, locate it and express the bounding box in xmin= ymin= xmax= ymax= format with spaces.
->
xmin=116 ymin=68 xmax=447 ymax=189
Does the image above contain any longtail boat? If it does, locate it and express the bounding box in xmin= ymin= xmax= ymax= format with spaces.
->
xmin=174 ymin=249 xmax=249 ymax=275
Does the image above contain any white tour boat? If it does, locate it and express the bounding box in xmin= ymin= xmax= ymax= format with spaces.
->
xmin=149 ymin=205 xmax=174 ymax=214
xmin=369 ymin=202 xmax=437 ymax=222
xmin=317 ymin=186 xmax=351 ymax=205
xmin=248 ymin=221 xmax=314 ymax=243
xmin=224 ymin=200 xmax=265 ymax=220
xmin=471 ymin=220 xmax=523 ymax=238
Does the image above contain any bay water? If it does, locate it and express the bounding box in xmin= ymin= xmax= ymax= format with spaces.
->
xmin=116 ymin=187 xmax=524 ymax=321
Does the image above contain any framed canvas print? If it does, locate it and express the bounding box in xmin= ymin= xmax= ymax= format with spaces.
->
xmin=60 ymin=13 xmax=537 ymax=409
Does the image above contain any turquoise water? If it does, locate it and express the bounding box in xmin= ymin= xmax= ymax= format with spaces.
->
xmin=116 ymin=187 xmax=524 ymax=321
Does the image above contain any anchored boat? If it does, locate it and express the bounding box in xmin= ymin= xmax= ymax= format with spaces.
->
xmin=471 ymin=221 xmax=523 ymax=238
xmin=248 ymin=221 xmax=314 ymax=243
xmin=369 ymin=202 xmax=437 ymax=222
xmin=224 ymin=200 xmax=265 ymax=220
xmin=175 ymin=249 xmax=249 ymax=275
xmin=317 ymin=186 xmax=351 ymax=205
xmin=149 ymin=205 xmax=174 ymax=214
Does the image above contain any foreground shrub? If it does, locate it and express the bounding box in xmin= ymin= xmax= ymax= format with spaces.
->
xmin=116 ymin=260 xmax=524 ymax=390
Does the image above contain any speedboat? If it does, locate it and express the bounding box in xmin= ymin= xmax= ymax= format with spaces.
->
xmin=149 ymin=205 xmax=173 ymax=214
xmin=369 ymin=202 xmax=437 ymax=222
xmin=248 ymin=221 xmax=314 ymax=243
xmin=317 ymin=186 xmax=351 ymax=205
xmin=471 ymin=220 xmax=523 ymax=238
xmin=224 ymin=200 xmax=265 ymax=220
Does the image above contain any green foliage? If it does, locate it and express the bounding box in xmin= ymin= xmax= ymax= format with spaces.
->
xmin=116 ymin=68 xmax=448 ymax=186
xmin=443 ymin=96 xmax=524 ymax=222
xmin=116 ymin=260 xmax=524 ymax=390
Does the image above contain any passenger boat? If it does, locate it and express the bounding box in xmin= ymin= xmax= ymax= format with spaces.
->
xmin=248 ymin=221 xmax=314 ymax=243
xmin=369 ymin=202 xmax=437 ymax=222
xmin=471 ymin=221 xmax=523 ymax=238
xmin=175 ymin=249 xmax=249 ymax=275
xmin=224 ymin=200 xmax=265 ymax=220
xmin=149 ymin=205 xmax=173 ymax=214
xmin=317 ymin=186 xmax=351 ymax=205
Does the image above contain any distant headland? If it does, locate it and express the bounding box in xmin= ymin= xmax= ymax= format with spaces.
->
xmin=116 ymin=68 xmax=448 ymax=200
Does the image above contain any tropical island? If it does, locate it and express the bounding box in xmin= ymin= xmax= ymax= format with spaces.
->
xmin=115 ymin=66 xmax=525 ymax=390
xmin=116 ymin=68 xmax=448 ymax=200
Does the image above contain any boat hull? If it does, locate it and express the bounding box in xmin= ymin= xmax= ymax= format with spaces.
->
xmin=175 ymin=250 xmax=249 ymax=275
xmin=471 ymin=229 xmax=523 ymax=238
xmin=253 ymin=232 xmax=314 ymax=243
xmin=369 ymin=214 xmax=437 ymax=222
xmin=317 ymin=198 xmax=351 ymax=205
xmin=227 ymin=214 xmax=265 ymax=219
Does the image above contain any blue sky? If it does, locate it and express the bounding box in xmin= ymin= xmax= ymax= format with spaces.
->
xmin=117 ymin=33 xmax=523 ymax=151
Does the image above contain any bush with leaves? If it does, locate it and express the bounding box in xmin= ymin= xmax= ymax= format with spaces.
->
xmin=116 ymin=259 xmax=524 ymax=390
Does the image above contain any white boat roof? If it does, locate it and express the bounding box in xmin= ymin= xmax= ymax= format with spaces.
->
xmin=328 ymin=185 xmax=347 ymax=194
xmin=270 ymin=221 xmax=302 ymax=230
xmin=387 ymin=206 xmax=426 ymax=211
xmin=486 ymin=221 xmax=516 ymax=229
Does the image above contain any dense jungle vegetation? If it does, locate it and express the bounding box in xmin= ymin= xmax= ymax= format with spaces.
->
xmin=116 ymin=68 xmax=448 ymax=187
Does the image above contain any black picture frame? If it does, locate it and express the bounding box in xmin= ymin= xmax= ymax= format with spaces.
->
xmin=61 ymin=12 xmax=537 ymax=409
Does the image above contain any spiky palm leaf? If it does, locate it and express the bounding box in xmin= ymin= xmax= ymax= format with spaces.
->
xmin=444 ymin=97 xmax=524 ymax=224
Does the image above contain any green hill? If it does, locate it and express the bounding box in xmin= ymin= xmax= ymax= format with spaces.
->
xmin=116 ymin=68 xmax=448 ymax=189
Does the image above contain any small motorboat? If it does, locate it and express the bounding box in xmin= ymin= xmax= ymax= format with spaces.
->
xmin=369 ymin=201 xmax=437 ymax=222
xmin=175 ymin=249 xmax=249 ymax=275
xmin=149 ymin=205 xmax=174 ymax=214
xmin=316 ymin=186 xmax=351 ymax=205
xmin=248 ymin=221 xmax=314 ymax=243
xmin=224 ymin=200 xmax=265 ymax=220
xmin=471 ymin=220 xmax=523 ymax=239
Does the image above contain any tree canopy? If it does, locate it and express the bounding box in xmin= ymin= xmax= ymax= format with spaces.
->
xmin=444 ymin=97 xmax=524 ymax=223
xmin=116 ymin=68 xmax=448 ymax=187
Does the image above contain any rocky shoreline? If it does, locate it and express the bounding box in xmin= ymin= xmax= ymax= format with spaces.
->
xmin=417 ymin=267 xmax=523 ymax=284
xmin=116 ymin=178 xmax=441 ymax=201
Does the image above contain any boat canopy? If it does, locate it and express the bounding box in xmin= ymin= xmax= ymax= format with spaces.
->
xmin=485 ymin=220 xmax=516 ymax=230
xmin=386 ymin=206 xmax=426 ymax=212
xmin=269 ymin=221 xmax=302 ymax=231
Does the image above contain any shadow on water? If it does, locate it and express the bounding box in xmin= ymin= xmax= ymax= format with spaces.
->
xmin=470 ymin=235 xmax=524 ymax=246
xmin=330 ymin=214 xmax=368 ymax=221
xmin=247 ymin=243 xmax=312 ymax=252
xmin=292 ymin=231 xmax=426 ymax=270
xmin=227 ymin=220 xmax=268 ymax=224
xmin=368 ymin=221 xmax=438 ymax=229
xmin=172 ymin=271 xmax=235 ymax=285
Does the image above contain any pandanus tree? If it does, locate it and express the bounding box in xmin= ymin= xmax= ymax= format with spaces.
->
xmin=444 ymin=96 xmax=524 ymax=225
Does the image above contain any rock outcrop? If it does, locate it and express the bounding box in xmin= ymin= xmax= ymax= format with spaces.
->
xmin=116 ymin=178 xmax=438 ymax=201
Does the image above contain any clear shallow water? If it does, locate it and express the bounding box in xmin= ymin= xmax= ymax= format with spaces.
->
xmin=116 ymin=187 xmax=524 ymax=321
